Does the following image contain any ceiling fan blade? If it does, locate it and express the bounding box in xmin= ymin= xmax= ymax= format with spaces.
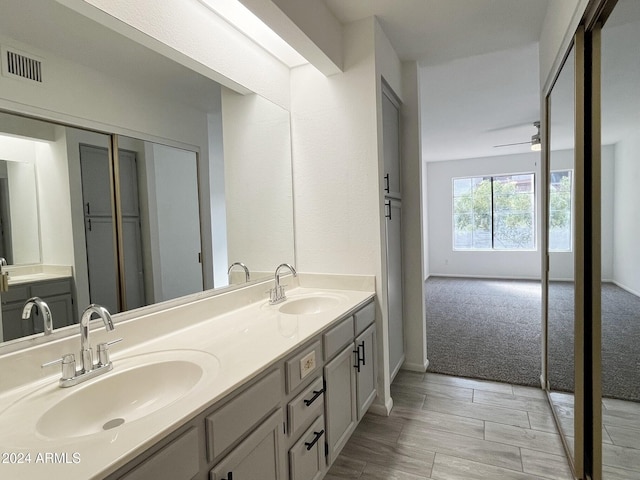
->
xmin=493 ymin=141 xmax=532 ymax=148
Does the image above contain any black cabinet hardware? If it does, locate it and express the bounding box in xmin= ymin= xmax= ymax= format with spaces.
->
xmin=305 ymin=430 xmax=325 ymax=451
xmin=359 ymin=340 xmax=366 ymax=365
xmin=222 ymin=473 xmax=233 ymax=480
xmin=304 ymin=387 xmax=325 ymax=406
xmin=385 ymin=200 xmax=392 ymax=219
xmin=353 ymin=348 xmax=361 ymax=372
xmin=384 ymin=173 xmax=390 ymax=193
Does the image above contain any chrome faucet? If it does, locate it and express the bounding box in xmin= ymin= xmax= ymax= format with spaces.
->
xmin=269 ymin=263 xmax=297 ymax=304
xmin=42 ymin=304 xmax=122 ymax=387
xmin=22 ymin=297 xmax=54 ymax=335
xmin=80 ymin=304 xmax=114 ymax=373
xmin=228 ymin=262 xmax=250 ymax=283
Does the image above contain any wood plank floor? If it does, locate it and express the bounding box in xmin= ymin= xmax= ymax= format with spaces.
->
xmin=326 ymin=372 xmax=574 ymax=480
xmin=549 ymin=392 xmax=640 ymax=479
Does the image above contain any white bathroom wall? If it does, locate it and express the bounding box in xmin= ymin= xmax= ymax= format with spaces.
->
xmin=36 ymin=127 xmax=75 ymax=268
xmin=427 ymin=152 xmax=543 ymax=279
xmin=613 ymin=130 xmax=640 ymax=295
xmin=291 ymin=17 xmax=387 ymax=406
xmin=399 ymin=61 xmax=427 ymax=372
xmin=0 ymin=138 xmax=39 ymax=264
xmin=222 ymin=90 xmax=294 ymax=276
xmin=0 ymin=32 xmax=209 ymax=152
xmin=59 ymin=0 xmax=291 ymax=108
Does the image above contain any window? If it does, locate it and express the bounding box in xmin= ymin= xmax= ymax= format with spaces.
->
xmin=453 ymin=173 xmax=535 ymax=250
xmin=549 ymin=170 xmax=573 ymax=251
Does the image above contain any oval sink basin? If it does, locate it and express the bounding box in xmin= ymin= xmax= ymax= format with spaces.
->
xmin=31 ymin=350 xmax=219 ymax=440
xmin=278 ymin=294 xmax=343 ymax=315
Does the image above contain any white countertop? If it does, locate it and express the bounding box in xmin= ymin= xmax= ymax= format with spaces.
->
xmin=4 ymin=265 xmax=73 ymax=286
xmin=0 ymin=278 xmax=374 ymax=480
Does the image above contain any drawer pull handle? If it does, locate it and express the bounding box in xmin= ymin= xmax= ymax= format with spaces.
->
xmin=359 ymin=340 xmax=366 ymax=366
xmin=353 ymin=348 xmax=361 ymax=372
xmin=384 ymin=173 xmax=390 ymax=193
xmin=222 ymin=473 xmax=233 ymax=480
xmin=304 ymin=388 xmax=325 ymax=407
xmin=305 ymin=429 xmax=325 ymax=451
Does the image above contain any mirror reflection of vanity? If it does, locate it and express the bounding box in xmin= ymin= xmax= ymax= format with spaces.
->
xmin=0 ymin=0 xmax=294 ymax=345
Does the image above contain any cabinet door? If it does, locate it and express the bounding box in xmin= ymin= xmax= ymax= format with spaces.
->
xmin=355 ymin=325 xmax=377 ymax=420
xmin=119 ymin=427 xmax=200 ymax=480
xmin=33 ymin=294 xmax=74 ymax=332
xmin=210 ymin=410 xmax=284 ymax=480
xmin=1 ymin=302 xmax=32 ymax=341
xmin=385 ymin=198 xmax=404 ymax=379
xmin=79 ymin=144 xmax=114 ymax=216
xmin=382 ymin=89 xmax=401 ymax=198
xmin=323 ymin=344 xmax=357 ymax=465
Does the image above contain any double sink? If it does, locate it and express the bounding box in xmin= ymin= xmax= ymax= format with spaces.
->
xmin=0 ymin=291 xmax=346 ymax=446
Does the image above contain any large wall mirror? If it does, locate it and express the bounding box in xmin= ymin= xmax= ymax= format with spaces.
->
xmin=547 ymin=44 xmax=578 ymax=467
xmin=0 ymin=0 xmax=294 ymax=347
xmin=600 ymin=0 xmax=640 ymax=476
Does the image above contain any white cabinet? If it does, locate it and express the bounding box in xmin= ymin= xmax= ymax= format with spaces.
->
xmin=210 ymin=410 xmax=285 ymax=480
xmin=119 ymin=427 xmax=200 ymax=480
xmin=382 ymin=84 xmax=405 ymax=381
xmin=355 ymin=324 xmax=376 ymax=419
xmin=1 ymin=278 xmax=75 ymax=342
xmin=382 ymin=90 xmax=402 ymax=199
xmin=385 ymin=198 xmax=404 ymax=379
xmin=108 ymin=301 xmax=376 ymax=480
xmin=323 ymin=301 xmax=377 ymax=466
xmin=323 ymin=343 xmax=357 ymax=465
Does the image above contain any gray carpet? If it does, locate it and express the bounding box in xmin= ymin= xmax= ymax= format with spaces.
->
xmin=425 ymin=276 xmax=640 ymax=402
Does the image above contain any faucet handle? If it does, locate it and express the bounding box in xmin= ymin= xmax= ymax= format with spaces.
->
xmin=42 ymin=354 xmax=76 ymax=381
xmin=96 ymin=338 xmax=123 ymax=367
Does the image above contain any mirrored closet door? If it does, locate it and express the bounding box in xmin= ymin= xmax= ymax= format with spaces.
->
xmin=600 ymin=0 xmax=640 ymax=477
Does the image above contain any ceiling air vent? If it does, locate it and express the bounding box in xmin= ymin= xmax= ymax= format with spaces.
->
xmin=2 ymin=47 xmax=43 ymax=83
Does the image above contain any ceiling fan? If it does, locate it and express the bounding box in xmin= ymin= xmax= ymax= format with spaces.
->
xmin=493 ymin=121 xmax=541 ymax=151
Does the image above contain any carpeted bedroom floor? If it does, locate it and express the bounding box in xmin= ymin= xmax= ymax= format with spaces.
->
xmin=425 ymin=276 xmax=640 ymax=401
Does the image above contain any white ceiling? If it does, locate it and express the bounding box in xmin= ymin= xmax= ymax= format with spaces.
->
xmin=323 ymin=0 xmax=550 ymax=162
xmin=324 ymin=0 xmax=640 ymax=163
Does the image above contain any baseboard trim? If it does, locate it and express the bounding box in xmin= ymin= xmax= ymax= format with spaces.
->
xmin=402 ymin=359 xmax=429 ymax=373
xmin=368 ymin=396 xmax=394 ymax=417
xmin=428 ymin=273 xmax=542 ymax=281
xmin=612 ymin=280 xmax=640 ymax=298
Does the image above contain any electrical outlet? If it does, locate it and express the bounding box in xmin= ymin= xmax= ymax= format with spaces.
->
xmin=300 ymin=351 xmax=316 ymax=379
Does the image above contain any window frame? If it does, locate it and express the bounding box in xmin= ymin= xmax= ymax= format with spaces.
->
xmin=452 ymin=172 xmax=537 ymax=252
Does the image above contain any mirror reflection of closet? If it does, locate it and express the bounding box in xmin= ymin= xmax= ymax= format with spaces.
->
xmin=601 ymin=1 xmax=640 ymax=476
xmin=547 ymin=45 xmax=576 ymax=461
xmin=71 ymin=132 xmax=203 ymax=314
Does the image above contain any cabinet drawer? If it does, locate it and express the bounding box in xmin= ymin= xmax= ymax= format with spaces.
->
xmin=286 ymin=341 xmax=322 ymax=394
xmin=354 ymin=301 xmax=375 ymax=336
xmin=30 ymin=279 xmax=72 ymax=297
xmin=206 ymin=369 xmax=281 ymax=462
xmin=289 ymin=415 xmax=325 ymax=480
xmin=323 ymin=316 xmax=354 ymax=360
xmin=288 ymin=376 xmax=324 ymax=437
xmin=2 ymin=285 xmax=29 ymax=304
xmin=119 ymin=427 xmax=199 ymax=480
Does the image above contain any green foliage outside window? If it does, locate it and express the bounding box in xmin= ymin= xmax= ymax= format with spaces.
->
xmin=453 ymin=174 xmax=535 ymax=250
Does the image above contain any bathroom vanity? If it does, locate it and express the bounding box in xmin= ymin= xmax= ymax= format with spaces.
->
xmin=0 ymin=274 xmax=376 ymax=480
xmin=0 ymin=266 xmax=76 ymax=342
